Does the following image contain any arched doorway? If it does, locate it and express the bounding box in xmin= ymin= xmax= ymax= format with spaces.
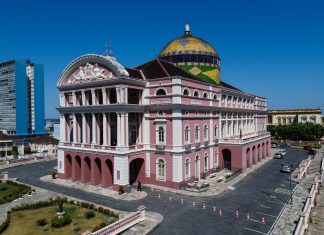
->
xmin=72 ymin=155 xmax=81 ymax=181
xmin=102 ymin=159 xmax=113 ymax=187
xmin=252 ymin=146 xmax=257 ymax=164
xmin=195 ymin=155 xmax=200 ymax=179
xmin=92 ymin=158 xmax=102 ymax=185
xmin=257 ymin=144 xmax=261 ymax=161
xmin=82 ymin=157 xmax=91 ymax=183
xmin=222 ymin=149 xmax=231 ymax=171
xmin=262 ymin=143 xmax=265 ymax=159
xmin=65 ymin=154 xmax=72 ymax=179
xmin=129 ymin=158 xmax=144 ymax=185
xmin=266 ymin=141 xmax=269 ymax=157
xmin=246 ymin=148 xmax=251 ymax=168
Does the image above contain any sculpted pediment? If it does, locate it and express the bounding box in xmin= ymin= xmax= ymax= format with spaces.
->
xmin=57 ymin=54 xmax=129 ymax=87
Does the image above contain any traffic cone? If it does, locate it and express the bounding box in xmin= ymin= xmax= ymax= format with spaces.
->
xmin=151 ymin=187 xmax=153 ymax=192
xmin=246 ymin=213 xmax=250 ymax=220
xmin=169 ymin=196 xmax=172 ymax=201
xmin=213 ymin=206 xmax=216 ymax=213
xmin=261 ymin=217 xmax=265 ymax=224
xmin=192 ymin=201 xmax=196 ymax=207
xmin=235 ymin=210 xmax=239 ymax=218
xmin=224 ymin=188 xmax=228 ymax=192
xmin=219 ymin=208 xmax=222 ymax=216
xmin=203 ymin=204 xmax=206 ymax=210
xmin=181 ymin=199 xmax=184 ymax=204
xmin=158 ymin=193 xmax=161 ymax=199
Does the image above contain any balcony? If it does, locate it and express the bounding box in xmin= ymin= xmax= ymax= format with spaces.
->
xmin=195 ymin=142 xmax=200 ymax=148
xmin=219 ymin=132 xmax=271 ymax=144
xmin=204 ymin=140 xmax=209 ymax=146
xmin=155 ymin=144 xmax=166 ymax=151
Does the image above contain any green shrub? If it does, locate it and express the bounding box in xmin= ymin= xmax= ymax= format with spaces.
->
xmin=89 ymin=203 xmax=94 ymax=209
xmin=84 ymin=211 xmax=95 ymax=219
xmin=98 ymin=207 xmax=103 ymax=213
xmin=0 ymin=185 xmax=8 ymax=191
xmin=74 ymin=226 xmax=81 ymax=232
xmin=50 ymin=214 xmax=72 ymax=228
xmin=36 ymin=218 xmax=48 ymax=226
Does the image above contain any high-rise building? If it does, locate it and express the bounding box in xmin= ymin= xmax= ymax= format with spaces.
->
xmin=0 ymin=59 xmax=45 ymax=135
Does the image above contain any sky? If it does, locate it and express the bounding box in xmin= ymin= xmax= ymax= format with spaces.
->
xmin=0 ymin=0 xmax=323 ymax=118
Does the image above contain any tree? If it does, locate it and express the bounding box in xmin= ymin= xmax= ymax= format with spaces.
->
xmin=24 ymin=145 xmax=31 ymax=154
xmin=11 ymin=146 xmax=19 ymax=158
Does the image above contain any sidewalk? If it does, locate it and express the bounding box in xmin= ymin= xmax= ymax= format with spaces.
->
xmin=0 ymin=156 xmax=56 ymax=170
xmin=271 ymin=149 xmax=323 ymax=235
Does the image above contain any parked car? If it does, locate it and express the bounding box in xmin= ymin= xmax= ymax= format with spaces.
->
xmin=274 ymin=153 xmax=283 ymax=159
xmin=279 ymin=150 xmax=286 ymax=156
xmin=281 ymin=164 xmax=291 ymax=173
xmin=281 ymin=143 xmax=290 ymax=147
xmin=271 ymin=143 xmax=277 ymax=148
xmin=308 ymin=149 xmax=317 ymax=155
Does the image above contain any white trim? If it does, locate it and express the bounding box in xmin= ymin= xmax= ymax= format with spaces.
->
xmin=156 ymin=158 xmax=166 ymax=181
xmin=57 ymin=150 xmax=64 ymax=174
xmin=172 ymin=154 xmax=183 ymax=182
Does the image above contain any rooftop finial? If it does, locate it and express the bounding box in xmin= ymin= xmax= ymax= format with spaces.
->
xmin=185 ymin=22 xmax=190 ymax=34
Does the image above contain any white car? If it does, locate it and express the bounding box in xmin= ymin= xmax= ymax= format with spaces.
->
xmin=274 ymin=153 xmax=282 ymax=159
xmin=279 ymin=150 xmax=286 ymax=156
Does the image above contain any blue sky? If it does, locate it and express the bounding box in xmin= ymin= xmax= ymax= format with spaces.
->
xmin=0 ymin=0 xmax=323 ymax=118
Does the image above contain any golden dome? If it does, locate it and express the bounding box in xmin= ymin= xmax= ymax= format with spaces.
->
xmin=158 ymin=24 xmax=221 ymax=85
xmin=159 ymin=24 xmax=218 ymax=57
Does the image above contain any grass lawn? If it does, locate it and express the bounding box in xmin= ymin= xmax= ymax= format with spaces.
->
xmin=0 ymin=181 xmax=31 ymax=205
xmin=3 ymin=204 xmax=118 ymax=235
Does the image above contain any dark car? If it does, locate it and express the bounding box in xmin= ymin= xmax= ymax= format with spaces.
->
xmin=308 ymin=149 xmax=317 ymax=155
xmin=281 ymin=164 xmax=291 ymax=173
xmin=304 ymin=145 xmax=312 ymax=150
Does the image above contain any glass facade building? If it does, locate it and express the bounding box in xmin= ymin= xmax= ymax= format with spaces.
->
xmin=0 ymin=59 xmax=44 ymax=135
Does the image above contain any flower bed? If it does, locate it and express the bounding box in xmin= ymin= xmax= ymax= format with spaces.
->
xmin=0 ymin=197 xmax=119 ymax=235
xmin=0 ymin=180 xmax=32 ymax=205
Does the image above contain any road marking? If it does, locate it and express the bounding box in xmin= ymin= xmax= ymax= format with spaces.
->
xmin=257 ymin=211 xmax=277 ymax=218
xmin=260 ymin=205 xmax=271 ymax=209
xmin=270 ymin=195 xmax=277 ymax=199
xmin=274 ymin=188 xmax=291 ymax=196
xmin=266 ymin=200 xmax=285 ymax=205
xmin=244 ymin=227 xmax=267 ymax=234
xmin=249 ymin=218 xmax=262 ymax=224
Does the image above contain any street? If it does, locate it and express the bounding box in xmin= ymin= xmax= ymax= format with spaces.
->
xmin=0 ymin=147 xmax=309 ymax=235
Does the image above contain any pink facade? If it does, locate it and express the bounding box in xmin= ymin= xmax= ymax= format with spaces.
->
xmin=56 ymin=54 xmax=270 ymax=191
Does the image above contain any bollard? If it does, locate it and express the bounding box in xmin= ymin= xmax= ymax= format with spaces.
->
xmin=213 ymin=206 xmax=216 ymax=213
xmin=192 ymin=201 xmax=196 ymax=207
xmin=261 ymin=217 xmax=265 ymax=224
xmin=224 ymin=188 xmax=228 ymax=192
xmin=203 ymin=204 xmax=206 ymax=210
xmin=219 ymin=208 xmax=222 ymax=216
xmin=235 ymin=210 xmax=239 ymax=218
xmin=246 ymin=213 xmax=250 ymax=220
xmin=151 ymin=187 xmax=153 ymax=192
xmin=158 ymin=193 xmax=161 ymax=199
xmin=181 ymin=199 xmax=184 ymax=204
xmin=169 ymin=196 xmax=172 ymax=201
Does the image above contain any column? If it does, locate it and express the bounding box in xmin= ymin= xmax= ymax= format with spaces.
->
xmin=124 ymin=87 xmax=128 ymax=104
xmin=73 ymin=114 xmax=77 ymax=143
xmin=91 ymin=89 xmax=96 ymax=105
xmin=92 ymin=114 xmax=97 ymax=144
xmin=106 ymin=89 xmax=110 ymax=104
xmin=117 ymin=113 xmax=121 ymax=146
xmin=138 ymin=114 xmax=142 ymax=144
xmin=116 ymin=87 xmax=121 ymax=104
xmin=103 ymin=113 xmax=108 ymax=145
xmin=60 ymin=114 xmax=66 ymax=142
xmin=72 ymin=91 xmax=77 ymax=106
xmin=107 ymin=114 xmax=111 ymax=145
xmin=82 ymin=114 xmax=87 ymax=144
xmin=120 ymin=113 xmax=125 ymax=146
xmin=81 ymin=90 xmax=86 ymax=106
xmin=102 ymin=88 xmax=107 ymax=105
xmin=125 ymin=113 xmax=129 ymax=146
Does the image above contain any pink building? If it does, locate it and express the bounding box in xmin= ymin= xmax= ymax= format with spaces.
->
xmin=56 ymin=25 xmax=270 ymax=191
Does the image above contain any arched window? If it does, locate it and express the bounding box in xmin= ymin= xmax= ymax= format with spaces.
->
xmin=184 ymin=126 xmax=190 ymax=143
xmin=203 ymin=92 xmax=208 ymax=99
xmin=157 ymin=158 xmax=166 ymax=180
xmin=204 ymin=124 xmax=208 ymax=140
xmin=204 ymin=153 xmax=208 ymax=172
xmin=195 ymin=125 xmax=200 ymax=142
xmin=214 ymin=124 xmax=218 ymax=139
xmin=183 ymin=89 xmax=189 ymax=96
xmin=185 ymin=158 xmax=190 ymax=178
xmin=158 ymin=126 xmax=165 ymax=143
xmin=194 ymin=90 xmax=199 ymax=97
xmin=213 ymin=94 xmax=217 ymax=100
xmin=156 ymin=89 xmax=166 ymax=96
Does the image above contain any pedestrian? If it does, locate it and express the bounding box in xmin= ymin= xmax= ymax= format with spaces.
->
xmin=137 ymin=181 xmax=142 ymax=191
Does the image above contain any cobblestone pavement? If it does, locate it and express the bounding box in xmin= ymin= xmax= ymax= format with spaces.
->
xmin=271 ymin=148 xmax=323 ymax=235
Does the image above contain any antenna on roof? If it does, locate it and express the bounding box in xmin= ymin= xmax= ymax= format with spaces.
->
xmin=105 ymin=37 xmax=114 ymax=57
